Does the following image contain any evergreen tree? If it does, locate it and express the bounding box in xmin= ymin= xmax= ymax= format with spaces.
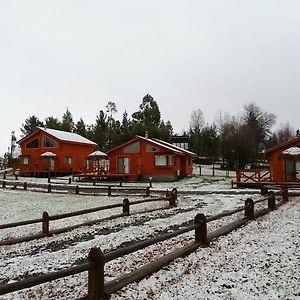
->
xmin=74 ymin=118 xmax=87 ymax=137
xmin=45 ymin=116 xmax=61 ymax=130
xmin=61 ymin=108 xmax=75 ymax=132
xmin=21 ymin=115 xmax=44 ymax=135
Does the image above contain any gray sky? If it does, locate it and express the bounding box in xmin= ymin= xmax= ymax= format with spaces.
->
xmin=1 ymin=0 xmax=299 ymax=156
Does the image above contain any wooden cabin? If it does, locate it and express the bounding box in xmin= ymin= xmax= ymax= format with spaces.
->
xmin=17 ymin=127 xmax=97 ymax=177
xmin=107 ymin=135 xmax=196 ymax=181
xmin=266 ymin=137 xmax=300 ymax=182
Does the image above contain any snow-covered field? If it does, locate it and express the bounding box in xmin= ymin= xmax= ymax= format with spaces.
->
xmin=0 ymin=173 xmax=299 ymax=299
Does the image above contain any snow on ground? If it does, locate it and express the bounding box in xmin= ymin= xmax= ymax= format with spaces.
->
xmin=0 ymin=172 xmax=299 ymax=299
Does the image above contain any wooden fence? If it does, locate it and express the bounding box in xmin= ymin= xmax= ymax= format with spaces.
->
xmin=0 ymin=179 xmax=155 ymax=197
xmin=0 ymin=189 xmax=177 ymax=246
xmin=0 ymin=188 xmax=291 ymax=299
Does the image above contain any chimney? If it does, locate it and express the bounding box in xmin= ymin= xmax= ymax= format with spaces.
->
xmin=145 ymin=131 xmax=148 ymax=139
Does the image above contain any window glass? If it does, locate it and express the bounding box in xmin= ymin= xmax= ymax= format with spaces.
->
xmin=23 ymin=156 xmax=29 ymax=164
xmin=155 ymin=155 xmax=167 ymax=166
xmin=123 ymin=142 xmax=140 ymax=153
xmin=146 ymin=144 xmax=159 ymax=152
xmin=26 ymin=138 xmax=39 ymax=149
xmin=44 ymin=136 xmax=57 ymax=148
xmin=64 ymin=156 xmax=73 ymax=165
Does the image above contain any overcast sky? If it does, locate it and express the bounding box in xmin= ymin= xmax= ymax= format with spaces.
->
xmin=0 ymin=0 xmax=299 ymax=156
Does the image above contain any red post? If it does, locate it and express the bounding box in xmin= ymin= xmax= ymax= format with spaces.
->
xmin=42 ymin=211 xmax=50 ymax=236
xmin=236 ymin=170 xmax=241 ymax=183
xmin=244 ymin=198 xmax=254 ymax=220
xmin=194 ymin=213 xmax=209 ymax=246
xmin=123 ymin=198 xmax=130 ymax=215
xmin=88 ymin=248 xmax=105 ymax=300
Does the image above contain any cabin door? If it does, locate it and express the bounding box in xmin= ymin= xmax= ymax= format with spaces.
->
xmin=285 ymin=159 xmax=295 ymax=182
xmin=45 ymin=158 xmax=55 ymax=171
xmin=117 ymin=157 xmax=129 ymax=174
xmin=296 ymin=161 xmax=300 ymax=180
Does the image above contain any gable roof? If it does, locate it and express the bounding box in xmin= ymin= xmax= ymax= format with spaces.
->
xmin=107 ymin=135 xmax=196 ymax=157
xmin=18 ymin=127 xmax=97 ymax=146
xmin=265 ymin=137 xmax=300 ymax=156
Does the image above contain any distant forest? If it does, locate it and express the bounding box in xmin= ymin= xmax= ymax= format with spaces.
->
xmin=12 ymin=94 xmax=300 ymax=169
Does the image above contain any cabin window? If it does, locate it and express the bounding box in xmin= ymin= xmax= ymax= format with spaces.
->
xmin=26 ymin=138 xmax=39 ymax=149
xmin=117 ymin=157 xmax=129 ymax=173
xmin=155 ymin=155 xmax=176 ymax=166
xmin=22 ymin=156 xmax=30 ymax=164
xmin=146 ymin=144 xmax=160 ymax=152
xmin=123 ymin=142 xmax=140 ymax=153
xmin=64 ymin=156 xmax=73 ymax=165
xmin=44 ymin=136 xmax=57 ymax=148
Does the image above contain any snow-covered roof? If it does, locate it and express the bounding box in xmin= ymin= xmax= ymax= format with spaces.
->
xmin=40 ymin=151 xmax=57 ymax=157
xmin=38 ymin=127 xmax=97 ymax=145
xmin=152 ymin=137 xmax=197 ymax=157
xmin=282 ymin=147 xmax=300 ymax=155
xmin=136 ymin=135 xmax=184 ymax=155
xmin=87 ymin=150 xmax=108 ymax=158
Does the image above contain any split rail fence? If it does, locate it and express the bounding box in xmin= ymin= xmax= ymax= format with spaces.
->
xmin=0 ymin=188 xmax=291 ymax=299
xmin=0 ymin=179 xmax=155 ymax=197
xmin=0 ymin=189 xmax=177 ymax=246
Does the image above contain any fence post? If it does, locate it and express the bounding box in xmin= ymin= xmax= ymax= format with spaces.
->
xmin=48 ymin=174 xmax=51 ymax=183
xmin=261 ymin=185 xmax=268 ymax=196
xmin=282 ymin=188 xmax=289 ymax=202
xmin=93 ymin=180 xmax=96 ymax=186
xmin=268 ymin=191 xmax=276 ymax=210
xmin=119 ymin=181 xmax=122 ymax=187
xmin=145 ymin=186 xmax=150 ymax=197
xmin=68 ymin=178 xmax=71 ymax=184
xmin=231 ymin=180 xmax=234 ymax=189
xmin=171 ymin=188 xmax=178 ymax=200
xmin=123 ymin=198 xmax=130 ymax=215
xmin=23 ymin=182 xmax=27 ymax=190
xmin=244 ymin=198 xmax=255 ymax=220
xmin=149 ymin=178 xmax=152 ymax=188
xmin=15 ymin=174 xmax=18 ymax=180
xmin=47 ymin=184 xmax=51 ymax=193
xmin=88 ymin=248 xmax=105 ymax=300
xmin=3 ymin=171 xmax=6 ymax=179
xmin=108 ymin=186 xmax=112 ymax=196
xmin=169 ymin=194 xmax=176 ymax=207
xmin=42 ymin=211 xmax=50 ymax=236
xmin=194 ymin=213 xmax=209 ymax=246
xmin=2 ymin=181 xmax=6 ymax=188
xmin=75 ymin=185 xmax=80 ymax=195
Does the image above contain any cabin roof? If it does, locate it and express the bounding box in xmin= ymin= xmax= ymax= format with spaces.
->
xmin=107 ymin=135 xmax=196 ymax=157
xmin=265 ymin=137 xmax=300 ymax=156
xmin=18 ymin=127 xmax=97 ymax=146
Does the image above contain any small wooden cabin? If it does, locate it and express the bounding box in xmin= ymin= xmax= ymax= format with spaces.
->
xmin=107 ymin=135 xmax=196 ymax=181
xmin=266 ymin=137 xmax=300 ymax=182
xmin=18 ymin=127 xmax=97 ymax=177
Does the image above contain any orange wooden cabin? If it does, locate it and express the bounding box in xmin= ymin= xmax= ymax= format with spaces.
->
xmin=17 ymin=127 xmax=97 ymax=177
xmin=107 ymin=135 xmax=196 ymax=181
xmin=266 ymin=137 xmax=300 ymax=182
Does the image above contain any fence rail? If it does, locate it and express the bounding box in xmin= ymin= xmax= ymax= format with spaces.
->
xmin=0 ymin=179 xmax=155 ymax=197
xmin=0 ymin=189 xmax=177 ymax=246
xmin=0 ymin=188 xmax=290 ymax=299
